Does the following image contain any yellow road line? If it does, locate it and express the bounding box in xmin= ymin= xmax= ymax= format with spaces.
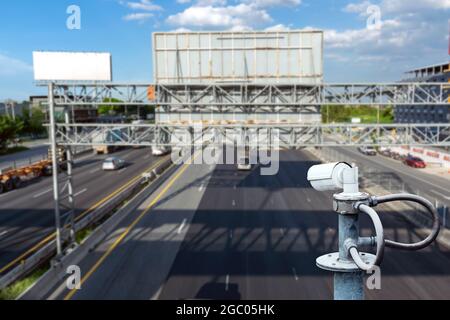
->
xmin=0 ymin=157 xmax=168 ymax=274
xmin=64 ymin=152 xmax=201 ymax=300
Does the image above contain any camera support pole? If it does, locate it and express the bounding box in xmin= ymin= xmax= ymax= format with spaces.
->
xmin=314 ymin=163 xmax=440 ymax=300
xmin=316 ymin=166 xmax=376 ymax=300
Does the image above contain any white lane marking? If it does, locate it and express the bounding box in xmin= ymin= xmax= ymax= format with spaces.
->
xmin=144 ymin=155 xmax=151 ymax=159
xmin=0 ymin=190 xmax=16 ymax=199
xmin=0 ymin=231 xmax=8 ymax=238
xmin=198 ymin=183 xmax=205 ymax=192
xmin=225 ymin=275 xmax=230 ymax=291
xmin=232 ymin=200 xmax=236 ymax=207
xmin=74 ymin=188 xmax=88 ymax=197
xmin=229 ymin=230 xmax=233 ymax=240
xmin=178 ymin=219 xmax=187 ymax=234
xmin=306 ymin=198 xmax=312 ymax=203
xmin=292 ymin=267 xmax=299 ymax=281
xmin=118 ymin=167 xmax=128 ymax=174
xmin=33 ymin=188 xmax=52 ymax=199
xmin=430 ymin=189 xmax=450 ymax=200
xmin=89 ymin=168 xmax=101 ymax=174
xmin=280 ymin=228 xmax=285 ymax=236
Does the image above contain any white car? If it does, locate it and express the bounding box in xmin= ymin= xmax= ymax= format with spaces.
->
xmin=152 ymin=146 xmax=171 ymax=156
xmin=102 ymin=157 xmax=125 ymax=171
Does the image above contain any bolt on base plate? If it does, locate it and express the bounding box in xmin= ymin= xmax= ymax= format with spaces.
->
xmin=316 ymin=252 xmax=376 ymax=273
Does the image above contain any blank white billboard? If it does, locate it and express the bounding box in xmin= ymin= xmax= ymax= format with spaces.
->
xmin=33 ymin=51 xmax=112 ymax=81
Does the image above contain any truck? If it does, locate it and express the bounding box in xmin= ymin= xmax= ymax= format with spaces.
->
xmin=92 ymin=129 xmax=126 ymax=155
xmin=0 ymin=146 xmax=66 ymax=194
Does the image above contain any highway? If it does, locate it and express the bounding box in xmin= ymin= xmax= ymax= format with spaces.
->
xmin=333 ymin=147 xmax=450 ymax=207
xmin=45 ymin=149 xmax=450 ymax=300
xmin=0 ymin=147 xmax=162 ymax=274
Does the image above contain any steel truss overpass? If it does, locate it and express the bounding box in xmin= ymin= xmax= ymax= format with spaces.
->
xmin=52 ymin=82 xmax=450 ymax=107
xmin=54 ymin=123 xmax=450 ymax=148
xmin=49 ymin=82 xmax=450 ymax=148
xmin=36 ymin=82 xmax=450 ymax=260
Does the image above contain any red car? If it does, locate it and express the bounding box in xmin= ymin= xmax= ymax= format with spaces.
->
xmin=403 ymin=155 xmax=426 ymax=168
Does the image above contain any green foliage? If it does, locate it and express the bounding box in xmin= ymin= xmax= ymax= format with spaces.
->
xmin=20 ymin=108 xmax=46 ymax=137
xmin=322 ymin=105 xmax=394 ymax=124
xmin=0 ymin=116 xmax=23 ymax=150
xmin=0 ymin=267 xmax=47 ymax=300
xmin=98 ymin=98 xmax=126 ymax=115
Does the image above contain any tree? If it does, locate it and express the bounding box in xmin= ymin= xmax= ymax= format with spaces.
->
xmin=98 ymin=98 xmax=125 ymax=115
xmin=0 ymin=116 xmax=23 ymax=151
xmin=21 ymin=108 xmax=46 ymax=137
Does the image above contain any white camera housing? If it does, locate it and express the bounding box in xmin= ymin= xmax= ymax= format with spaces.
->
xmin=307 ymin=162 xmax=352 ymax=192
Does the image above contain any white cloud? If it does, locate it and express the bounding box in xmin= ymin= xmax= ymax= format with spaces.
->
xmin=0 ymin=54 xmax=32 ymax=76
xmin=166 ymin=4 xmax=272 ymax=29
xmin=172 ymin=27 xmax=193 ymax=32
xmin=176 ymin=0 xmax=191 ymax=3
xmin=125 ymin=0 xmax=162 ymax=11
xmin=123 ymin=12 xmax=154 ymax=21
xmin=344 ymin=0 xmax=373 ymax=16
xmin=197 ymin=0 xmax=227 ymax=5
xmin=265 ymin=24 xmax=291 ymax=31
xmin=327 ymin=0 xmax=449 ymax=67
xmin=380 ymin=0 xmax=450 ymax=13
xmin=241 ymin=0 xmax=301 ymax=7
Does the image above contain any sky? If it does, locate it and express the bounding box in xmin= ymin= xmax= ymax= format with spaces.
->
xmin=0 ymin=0 xmax=449 ymax=100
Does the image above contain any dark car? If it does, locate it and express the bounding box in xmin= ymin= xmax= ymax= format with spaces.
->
xmin=403 ymin=155 xmax=426 ymax=168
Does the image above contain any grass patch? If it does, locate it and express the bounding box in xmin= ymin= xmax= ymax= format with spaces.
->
xmin=0 ymin=266 xmax=48 ymax=300
xmin=75 ymin=228 xmax=94 ymax=244
xmin=0 ymin=146 xmax=29 ymax=156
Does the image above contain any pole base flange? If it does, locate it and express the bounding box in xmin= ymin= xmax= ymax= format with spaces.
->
xmin=316 ymin=252 xmax=376 ymax=273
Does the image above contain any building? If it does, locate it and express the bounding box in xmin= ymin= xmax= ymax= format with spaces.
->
xmin=395 ymin=62 xmax=450 ymax=124
xmin=29 ymin=95 xmax=98 ymax=123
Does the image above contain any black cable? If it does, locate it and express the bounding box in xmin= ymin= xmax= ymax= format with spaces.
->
xmin=370 ymin=194 xmax=440 ymax=251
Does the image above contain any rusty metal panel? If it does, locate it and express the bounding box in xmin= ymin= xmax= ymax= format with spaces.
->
xmin=153 ymin=30 xmax=323 ymax=85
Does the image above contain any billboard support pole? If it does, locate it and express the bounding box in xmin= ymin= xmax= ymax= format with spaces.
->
xmin=64 ymin=104 xmax=76 ymax=244
xmin=48 ymin=82 xmax=63 ymax=257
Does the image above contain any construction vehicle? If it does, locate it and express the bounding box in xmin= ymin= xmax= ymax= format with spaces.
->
xmin=0 ymin=146 xmax=67 ymax=194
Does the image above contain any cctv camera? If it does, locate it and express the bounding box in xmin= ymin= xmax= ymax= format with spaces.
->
xmin=307 ymin=162 xmax=352 ymax=192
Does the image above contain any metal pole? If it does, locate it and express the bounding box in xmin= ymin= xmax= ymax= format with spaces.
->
xmin=11 ymin=102 xmax=16 ymax=121
xmin=334 ymin=214 xmax=364 ymax=300
xmin=64 ymin=106 xmax=76 ymax=243
xmin=48 ymin=83 xmax=62 ymax=256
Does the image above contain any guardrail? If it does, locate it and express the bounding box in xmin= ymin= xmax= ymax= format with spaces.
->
xmin=0 ymin=146 xmax=92 ymax=172
xmin=0 ymin=157 xmax=173 ymax=290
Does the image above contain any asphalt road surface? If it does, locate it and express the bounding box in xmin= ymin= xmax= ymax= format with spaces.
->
xmin=47 ymin=149 xmax=450 ymax=300
xmin=0 ymin=147 xmax=161 ymax=274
